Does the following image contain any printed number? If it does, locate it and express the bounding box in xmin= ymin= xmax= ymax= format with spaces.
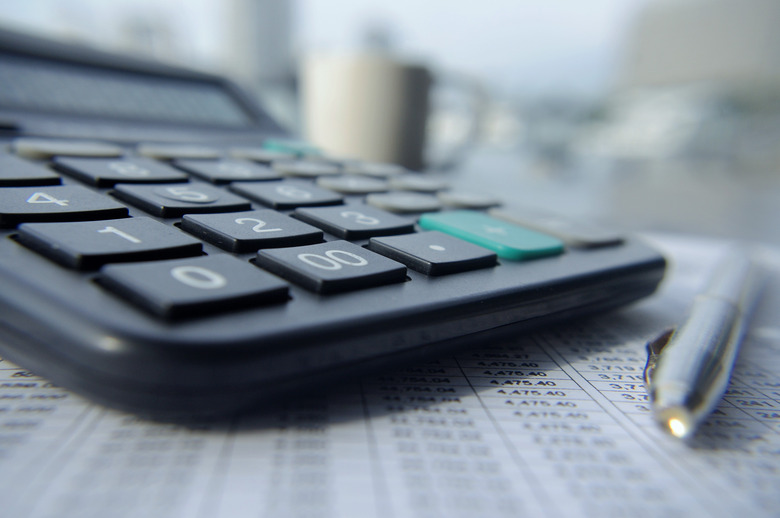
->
xmin=235 ymin=217 xmax=282 ymax=233
xmin=97 ymin=226 xmax=142 ymax=243
xmin=276 ymin=185 xmax=312 ymax=199
xmin=297 ymin=249 xmax=368 ymax=270
xmin=26 ymin=192 xmax=69 ymax=206
xmin=340 ymin=211 xmax=380 ymax=225
xmin=164 ymin=186 xmax=211 ymax=202
xmin=170 ymin=266 xmax=227 ymax=289
xmin=108 ymin=161 xmax=150 ymax=177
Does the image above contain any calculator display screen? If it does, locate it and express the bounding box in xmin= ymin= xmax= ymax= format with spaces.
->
xmin=0 ymin=55 xmax=255 ymax=128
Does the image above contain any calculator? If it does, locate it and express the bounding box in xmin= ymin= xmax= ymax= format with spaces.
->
xmin=0 ymin=29 xmax=666 ymax=416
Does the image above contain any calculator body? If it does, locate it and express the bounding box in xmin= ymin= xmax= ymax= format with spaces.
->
xmin=0 ymin=29 xmax=666 ymax=415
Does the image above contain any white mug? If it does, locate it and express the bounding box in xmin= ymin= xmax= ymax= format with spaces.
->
xmin=300 ymin=52 xmax=479 ymax=170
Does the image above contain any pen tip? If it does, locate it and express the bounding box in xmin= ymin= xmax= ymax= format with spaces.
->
xmin=667 ymin=417 xmax=688 ymax=438
xmin=657 ymin=407 xmax=694 ymax=439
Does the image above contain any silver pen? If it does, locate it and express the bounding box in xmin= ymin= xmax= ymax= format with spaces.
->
xmin=643 ymin=248 xmax=765 ymax=439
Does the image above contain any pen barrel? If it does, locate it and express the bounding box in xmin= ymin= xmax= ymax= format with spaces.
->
xmin=650 ymin=296 xmax=740 ymax=422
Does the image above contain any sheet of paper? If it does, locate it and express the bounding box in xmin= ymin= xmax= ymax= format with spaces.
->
xmin=0 ymin=234 xmax=778 ymax=518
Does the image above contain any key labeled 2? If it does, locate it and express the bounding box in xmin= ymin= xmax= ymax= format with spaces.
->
xmin=181 ymin=210 xmax=323 ymax=252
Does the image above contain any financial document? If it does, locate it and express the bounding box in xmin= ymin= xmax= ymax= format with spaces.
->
xmin=0 ymin=235 xmax=778 ymax=518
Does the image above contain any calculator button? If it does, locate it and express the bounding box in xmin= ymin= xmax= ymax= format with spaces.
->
xmin=173 ymin=159 xmax=281 ymax=183
xmin=300 ymin=154 xmax=346 ymax=167
xmin=418 ymin=210 xmax=564 ymax=260
xmin=12 ymin=138 xmax=123 ymax=159
xmin=230 ymin=180 xmax=343 ymax=210
xmin=316 ymin=175 xmax=389 ymax=194
xmin=489 ymin=207 xmax=624 ymax=248
xmin=229 ymin=147 xmax=297 ymax=164
xmin=113 ymin=182 xmax=251 ymax=217
xmin=437 ymin=190 xmax=501 ymax=209
xmin=100 ymin=255 xmax=289 ymax=319
xmin=0 ymin=185 xmax=128 ymax=227
xmin=181 ymin=210 xmax=323 ymax=253
xmin=366 ymin=192 xmax=442 ymax=213
xmin=369 ymin=231 xmax=497 ymax=275
xmin=293 ymin=205 xmax=414 ymax=239
xmin=18 ymin=217 xmax=202 ymax=269
xmin=262 ymin=138 xmax=321 ymax=157
xmin=256 ymin=241 xmax=407 ymax=294
xmin=388 ymin=175 xmax=449 ymax=192
xmin=0 ymin=154 xmax=61 ymax=186
xmin=272 ymin=160 xmax=341 ymax=178
xmin=136 ymin=143 xmax=221 ymax=159
xmin=344 ymin=162 xmax=408 ymax=177
xmin=53 ymin=157 xmax=188 ymax=187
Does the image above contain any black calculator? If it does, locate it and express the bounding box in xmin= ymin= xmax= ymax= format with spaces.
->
xmin=0 ymin=29 xmax=666 ymax=416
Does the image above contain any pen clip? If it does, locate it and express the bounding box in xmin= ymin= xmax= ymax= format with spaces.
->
xmin=643 ymin=328 xmax=675 ymax=386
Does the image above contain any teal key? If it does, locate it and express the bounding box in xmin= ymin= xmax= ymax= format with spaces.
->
xmin=418 ymin=210 xmax=564 ymax=261
xmin=262 ymin=138 xmax=321 ymax=157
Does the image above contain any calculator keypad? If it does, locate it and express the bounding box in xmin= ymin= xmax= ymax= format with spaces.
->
xmin=0 ymin=141 xmax=625 ymax=320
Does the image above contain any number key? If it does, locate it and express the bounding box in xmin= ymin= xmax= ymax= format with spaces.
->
xmin=18 ymin=217 xmax=202 ymax=269
xmin=0 ymin=185 xmax=128 ymax=227
xmin=256 ymin=241 xmax=407 ymax=293
xmin=113 ymin=182 xmax=251 ymax=217
xmin=173 ymin=159 xmax=282 ymax=183
xmin=293 ymin=205 xmax=414 ymax=239
xmin=53 ymin=157 xmax=188 ymax=186
xmin=230 ymin=180 xmax=343 ymax=209
xmin=0 ymin=154 xmax=61 ymax=186
xmin=100 ymin=255 xmax=289 ymax=318
xmin=181 ymin=210 xmax=323 ymax=252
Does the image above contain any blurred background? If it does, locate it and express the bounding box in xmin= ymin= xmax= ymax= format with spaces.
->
xmin=1 ymin=0 xmax=779 ymax=245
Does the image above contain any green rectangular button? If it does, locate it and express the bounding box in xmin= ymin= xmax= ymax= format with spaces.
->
xmin=262 ymin=138 xmax=321 ymax=157
xmin=418 ymin=210 xmax=564 ymax=260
